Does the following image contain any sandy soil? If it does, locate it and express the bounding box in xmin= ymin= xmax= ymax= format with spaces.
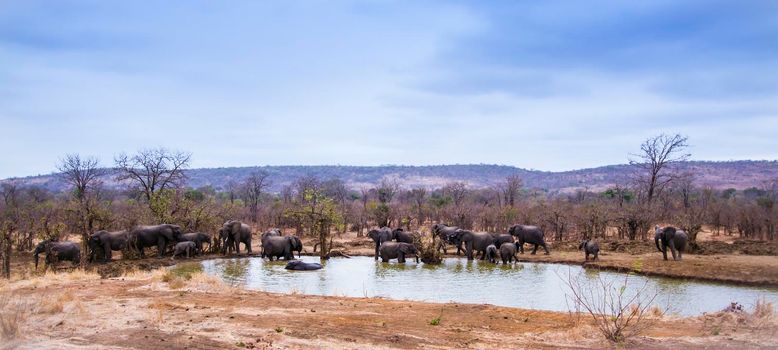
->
xmin=2 ymin=230 xmax=777 ymax=349
xmin=1 ymin=268 xmax=776 ymax=350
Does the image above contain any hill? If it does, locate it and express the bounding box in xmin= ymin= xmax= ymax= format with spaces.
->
xmin=3 ymin=161 xmax=777 ymax=194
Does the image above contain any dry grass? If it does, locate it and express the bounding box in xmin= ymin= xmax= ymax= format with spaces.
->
xmin=0 ymin=292 xmax=30 ymax=341
xmin=37 ymin=291 xmax=75 ymax=314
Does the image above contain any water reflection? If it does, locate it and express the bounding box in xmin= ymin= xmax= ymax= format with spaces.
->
xmin=199 ymin=256 xmax=778 ymax=316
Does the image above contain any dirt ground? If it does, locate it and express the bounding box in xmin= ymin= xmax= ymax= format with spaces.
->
xmin=1 ymin=268 xmax=776 ymax=350
xmin=2 ymin=229 xmax=778 ymax=349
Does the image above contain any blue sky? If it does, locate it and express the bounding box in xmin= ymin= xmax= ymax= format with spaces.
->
xmin=1 ymin=0 xmax=777 ymax=178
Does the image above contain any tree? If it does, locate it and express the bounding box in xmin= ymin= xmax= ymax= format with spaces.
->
xmin=57 ymin=154 xmax=107 ymax=261
xmin=502 ymin=175 xmax=523 ymax=207
xmin=0 ymin=181 xmax=19 ymax=279
xmin=410 ymin=187 xmax=427 ymax=228
xmin=115 ymin=148 xmax=191 ymax=219
xmin=630 ymin=133 xmax=690 ymax=203
xmin=241 ymin=170 xmax=271 ymax=223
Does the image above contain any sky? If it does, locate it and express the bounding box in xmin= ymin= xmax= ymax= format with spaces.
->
xmin=1 ymin=0 xmax=777 ymax=179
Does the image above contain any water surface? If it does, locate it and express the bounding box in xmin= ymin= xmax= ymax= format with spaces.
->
xmin=200 ymin=256 xmax=778 ymax=316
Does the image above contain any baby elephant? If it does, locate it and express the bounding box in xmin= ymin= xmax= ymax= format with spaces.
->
xmin=285 ymin=260 xmax=323 ymax=270
xmin=579 ymin=239 xmax=599 ymax=261
xmin=172 ymin=241 xmax=197 ymax=260
xmin=500 ymin=242 xmax=518 ymax=264
xmin=485 ymin=244 xmax=498 ymax=263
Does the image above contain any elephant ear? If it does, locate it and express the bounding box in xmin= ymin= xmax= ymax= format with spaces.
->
xmin=664 ymin=226 xmax=677 ymax=236
xmin=231 ymin=221 xmax=241 ymax=235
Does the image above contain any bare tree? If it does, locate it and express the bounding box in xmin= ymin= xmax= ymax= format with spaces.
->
xmin=502 ymin=175 xmax=523 ymax=207
xmin=630 ymin=133 xmax=690 ymax=203
xmin=57 ymin=154 xmax=104 ymax=201
xmin=241 ymin=170 xmax=271 ymax=223
xmin=376 ymin=178 xmax=399 ymax=204
xmin=0 ymin=181 xmax=19 ymax=278
xmin=57 ymin=154 xmax=105 ymax=258
xmin=115 ymin=148 xmax=191 ymax=218
xmin=410 ymin=187 xmax=427 ymax=228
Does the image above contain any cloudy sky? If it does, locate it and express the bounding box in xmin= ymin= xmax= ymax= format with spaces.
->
xmin=1 ymin=1 xmax=777 ymax=178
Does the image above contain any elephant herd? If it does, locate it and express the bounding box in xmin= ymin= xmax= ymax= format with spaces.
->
xmin=35 ymin=220 xmax=306 ymax=270
xmin=33 ymin=219 xmax=690 ymax=270
xmin=367 ymin=223 xmax=690 ymax=264
xmin=432 ymin=223 xmax=550 ymax=263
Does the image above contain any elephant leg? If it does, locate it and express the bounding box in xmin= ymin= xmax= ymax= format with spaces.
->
xmin=531 ymin=244 xmax=538 ymax=255
xmin=375 ymin=243 xmax=380 ymax=260
xmin=105 ymin=244 xmax=112 ymax=262
xmin=542 ymin=243 xmax=550 ymax=255
xmin=157 ymin=239 xmax=165 ymax=258
xmin=398 ymin=253 xmax=405 ymax=263
xmin=518 ymin=242 xmax=524 ymax=254
xmin=661 ymin=245 xmax=668 ymax=260
xmin=466 ymin=242 xmax=474 ymax=261
xmin=139 ymin=246 xmax=146 ymax=258
xmin=669 ymin=241 xmax=678 ymax=261
xmin=246 ymin=240 xmax=252 ymax=254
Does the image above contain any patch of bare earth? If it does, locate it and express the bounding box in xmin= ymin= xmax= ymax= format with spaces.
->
xmin=1 ymin=269 xmax=776 ymax=350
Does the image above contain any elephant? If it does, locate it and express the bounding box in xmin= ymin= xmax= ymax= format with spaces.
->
xmin=88 ymin=230 xmax=128 ymax=262
xmin=129 ymin=224 xmax=181 ymax=258
xmin=432 ymin=224 xmax=463 ymax=255
xmin=655 ymin=226 xmax=688 ymax=261
xmin=453 ymin=230 xmax=494 ymax=261
xmin=579 ymin=239 xmax=600 ymax=261
xmin=367 ymin=227 xmax=395 ymax=260
xmin=392 ymin=228 xmax=420 ymax=244
xmin=285 ymin=260 xmax=323 ymax=270
xmin=219 ymin=220 xmax=253 ymax=255
xmin=378 ymin=242 xmax=419 ymax=263
xmin=175 ymin=232 xmax=212 ymax=254
xmin=500 ymin=242 xmax=518 ymax=264
xmin=508 ymin=225 xmax=550 ymax=255
xmin=171 ymin=241 xmax=197 ymax=259
xmin=33 ymin=240 xmax=80 ymax=270
xmin=485 ymin=244 xmax=498 ymax=263
xmin=490 ymin=233 xmax=515 ymax=248
xmin=262 ymin=235 xmax=302 ymax=261
xmin=260 ymin=228 xmax=283 ymax=256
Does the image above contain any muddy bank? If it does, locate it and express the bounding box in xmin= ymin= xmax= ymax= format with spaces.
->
xmin=1 ymin=270 xmax=776 ymax=349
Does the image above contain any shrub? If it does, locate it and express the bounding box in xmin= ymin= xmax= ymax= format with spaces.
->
xmin=561 ymin=270 xmax=663 ymax=343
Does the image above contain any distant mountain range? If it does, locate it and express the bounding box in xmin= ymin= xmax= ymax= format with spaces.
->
xmin=3 ymin=161 xmax=777 ymax=194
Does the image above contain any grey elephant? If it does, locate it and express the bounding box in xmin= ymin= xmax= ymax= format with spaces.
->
xmin=392 ymin=228 xmax=420 ymax=244
xmin=172 ymin=241 xmax=197 ymax=259
xmin=175 ymin=232 xmax=212 ymax=254
xmin=33 ymin=240 xmax=80 ymax=270
xmin=367 ymin=227 xmax=395 ymax=260
xmin=508 ymin=225 xmax=550 ymax=255
xmin=88 ymin=230 xmax=128 ymax=262
xmin=500 ymin=242 xmax=518 ymax=264
xmin=490 ymin=233 xmax=514 ymax=248
xmin=655 ymin=226 xmax=687 ymax=261
xmin=378 ymin=242 xmax=419 ymax=263
xmin=453 ymin=230 xmax=494 ymax=261
xmin=219 ymin=220 xmax=253 ymax=255
xmin=285 ymin=260 xmax=323 ymax=270
xmin=579 ymin=239 xmax=600 ymax=261
xmin=260 ymin=228 xmax=283 ymax=256
xmin=262 ymin=235 xmax=302 ymax=261
xmin=485 ymin=244 xmax=498 ymax=263
xmin=129 ymin=224 xmax=181 ymax=258
xmin=432 ymin=224 xmax=463 ymax=255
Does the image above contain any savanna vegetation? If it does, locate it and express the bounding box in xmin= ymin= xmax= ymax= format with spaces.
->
xmin=1 ymin=133 xmax=777 ymax=277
